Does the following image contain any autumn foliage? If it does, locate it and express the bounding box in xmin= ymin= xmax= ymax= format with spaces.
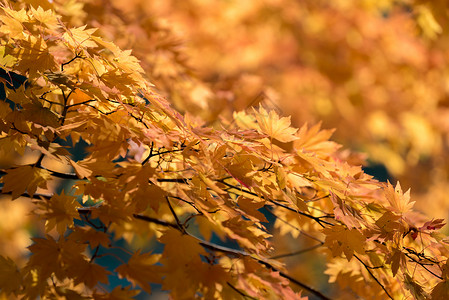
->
xmin=1 ymin=1 xmax=449 ymax=299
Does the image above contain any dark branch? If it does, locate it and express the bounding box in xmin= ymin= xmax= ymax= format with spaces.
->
xmin=132 ymin=213 xmax=332 ymax=300
xmin=132 ymin=214 xmax=180 ymax=229
xmin=354 ymin=254 xmax=393 ymax=299
xmin=270 ymin=244 xmax=323 ymax=259
xmin=403 ymin=251 xmax=443 ymax=280
xmin=61 ymin=53 xmax=83 ymax=72
xmin=219 ymin=179 xmax=334 ymax=227
xmin=227 ymin=282 xmax=258 ymax=300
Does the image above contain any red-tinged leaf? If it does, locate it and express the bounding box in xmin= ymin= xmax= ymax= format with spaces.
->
xmin=419 ymin=219 xmax=446 ymax=231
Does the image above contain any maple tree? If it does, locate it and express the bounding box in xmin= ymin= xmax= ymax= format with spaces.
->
xmin=1 ymin=1 xmax=449 ymax=300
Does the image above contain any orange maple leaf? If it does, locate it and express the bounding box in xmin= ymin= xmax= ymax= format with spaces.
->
xmin=1 ymin=165 xmax=51 ymax=199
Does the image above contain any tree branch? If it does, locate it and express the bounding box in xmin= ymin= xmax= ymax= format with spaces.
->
xmin=132 ymin=213 xmax=332 ymax=300
xmin=270 ymin=244 xmax=323 ymax=259
xmin=227 ymin=282 xmax=258 ymax=300
xmin=354 ymin=254 xmax=393 ymax=299
xmin=219 ymin=178 xmax=334 ymax=227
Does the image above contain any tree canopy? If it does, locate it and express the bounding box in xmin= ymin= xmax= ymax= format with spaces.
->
xmin=1 ymin=1 xmax=449 ymax=299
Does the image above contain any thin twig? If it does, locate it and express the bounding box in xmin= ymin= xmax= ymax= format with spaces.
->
xmin=270 ymin=244 xmax=323 ymax=259
xmin=165 ymin=196 xmax=185 ymax=233
xmin=133 ymin=214 xmax=332 ymax=300
xmin=227 ymin=282 xmax=258 ymax=300
xmin=354 ymin=254 xmax=393 ymax=300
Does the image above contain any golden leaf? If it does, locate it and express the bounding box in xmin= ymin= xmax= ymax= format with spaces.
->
xmin=385 ymin=181 xmax=415 ymax=215
xmin=254 ymin=106 xmax=298 ymax=143
xmin=115 ymin=250 xmax=162 ymax=293
xmin=37 ymin=191 xmax=82 ymax=235
xmin=1 ymin=165 xmax=51 ymax=199
xmin=0 ymin=255 xmax=22 ymax=296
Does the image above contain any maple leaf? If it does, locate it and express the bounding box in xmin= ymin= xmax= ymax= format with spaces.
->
xmin=384 ymin=181 xmax=415 ymax=214
xmin=1 ymin=165 xmax=51 ymax=199
xmin=14 ymin=36 xmax=57 ymax=78
xmin=69 ymin=226 xmax=110 ymax=249
xmin=431 ymin=281 xmax=449 ymax=300
xmin=404 ymin=273 xmax=429 ymax=300
xmin=27 ymin=235 xmax=87 ymax=280
xmin=419 ymin=219 xmax=446 ymax=232
xmin=62 ymin=25 xmax=98 ymax=49
xmin=68 ymin=158 xmax=93 ymax=179
xmin=254 ymin=106 xmax=298 ymax=143
xmin=0 ymin=8 xmax=26 ymax=39
xmin=111 ymin=49 xmax=144 ymax=75
xmin=93 ymin=286 xmax=140 ymax=300
xmin=37 ymin=191 xmax=82 ymax=235
xmin=323 ymin=225 xmax=365 ymax=261
xmin=294 ymin=122 xmax=340 ymax=157
xmin=31 ymin=6 xmax=59 ymax=30
xmin=237 ymin=197 xmax=268 ymax=222
xmin=0 ymin=255 xmax=22 ymax=296
xmin=72 ymin=260 xmax=110 ymax=289
xmin=385 ymin=249 xmax=407 ymax=277
xmin=374 ymin=210 xmax=403 ymax=241
xmin=115 ymin=250 xmax=162 ymax=293
xmin=159 ymin=229 xmax=207 ymax=265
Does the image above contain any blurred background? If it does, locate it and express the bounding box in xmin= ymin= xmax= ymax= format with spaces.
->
xmin=72 ymin=0 xmax=449 ymax=221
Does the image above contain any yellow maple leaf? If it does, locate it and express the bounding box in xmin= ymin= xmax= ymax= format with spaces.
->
xmin=72 ymin=260 xmax=110 ymax=289
xmin=254 ymin=106 xmax=298 ymax=143
xmin=0 ymin=13 xmax=24 ymax=39
xmin=323 ymin=225 xmax=365 ymax=261
xmin=31 ymin=6 xmax=59 ymax=30
xmin=159 ymin=229 xmax=207 ymax=266
xmin=0 ymin=255 xmax=22 ymax=296
xmin=69 ymin=226 xmax=110 ymax=249
xmin=62 ymin=25 xmax=98 ymax=49
xmin=37 ymin=191 xmax=82 ymax=235
xmin=1 ymin=165 xmax=51 ymax=199
xmin=94 ymin=286 xmax=140 ymax=299
xmin=112 ymin=49 xmax=144 ymax=74
xmin=68 ymin=158 xmax=93 ymax=179
xmin=28 ymin=235 xmax=87 ymax=280
xmin=115 ymin=250 xmax=162 ymax=293
xmin=294 ymin=122 xmax=340 ymax=157
xmin=385 ymin=181 xmax=415 ymax=215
